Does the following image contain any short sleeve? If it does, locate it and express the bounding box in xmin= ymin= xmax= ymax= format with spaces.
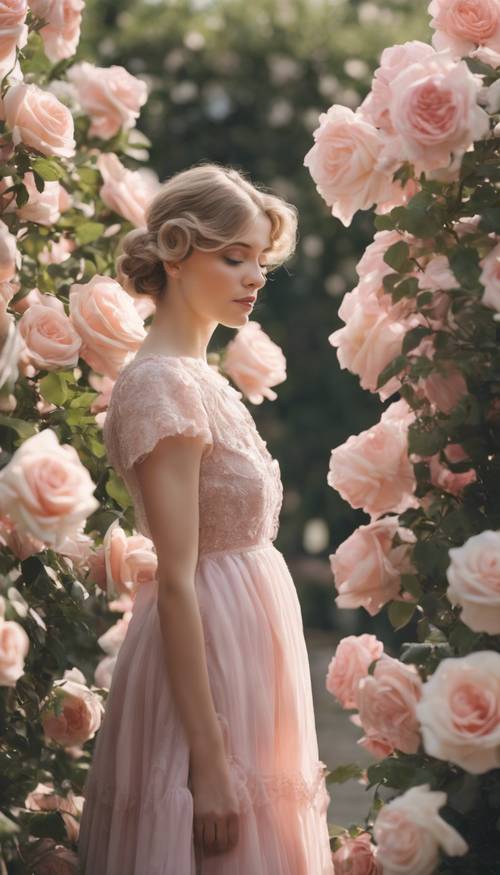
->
xmin=107 ymin=358 xmax=213 ymax=472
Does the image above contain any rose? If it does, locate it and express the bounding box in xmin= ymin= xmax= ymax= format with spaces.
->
xmin=373 ymin=784 xmax=468 ymax=875
xmin=28 ymin=0 xmax=84 ymax=63
xmin=0 ymin=0 xmax=28 ymax=80
xmin=3 ymin=83 xmax=75 ymax=157
xmin=17 ymin=172 xmax=62 ymax=225
xmin=18 ymin=303 xmax=81 ymax=370
xmin=479 ymin=240 xmax=500 ymax=312
xmin=0 ymin=219 xmax=18 ymax=282
xmin=222 ymin=320 xmax=287 ymax=404
xmin=378 ymin=50 xmax=489 ymax=176
xmin=330 ymin=518 xmax=415 ymax=616
xmin=41 ymin=666 xmax=103 ymax=746
xmin=0 ymin=429 xmax=99 ymax=549
xmin=0 ymin=613 xmax=29 ymax=686
xmin=328 ymin=400 xmax=417 ymax=517
xmin=446 ymin=530 xmax=500 ymax=634
xmin=94 ymin=655 xmax=116 ymax=690
xmin=0 ymin=512 xmax=44 ymax=559
xmin=304 ymin=104 xmax=403 ymax=227
xmin=97 ymin=611 xmax=131 ymax=656
xmin=66 ymin=61 xmax=148 ymax=139
xmin=429 ymin=443 xmax=476 ymax=496
xmin=97 ymin=152 xmax=160 ymax=228
xmin=57 ymin=528 xmax=94 ymax=573
xmin=429 ymin=0 xmax=500 ymax=57
xmin=38 ymin=235 xmax=74 ymax=265
xmin=356 ymin=655 xmax=423 ymax=755
xmin=416 ymin=650 xmax=500 ymax=773
xmin=69 ymin=274 xmax=146 ymax=378
xmin=24 ymin=837 xmax=79 ymax=874
xmin=421 ymin=368 xmax=468 ymax=413
xmin=25 ymin=782 xmax=84 ymax=844
xmin=326 ymin=634 xmax=384 ymax=709
xmin=103 ymin=519 xmax=158 ymax=598
xmin=332 ymin=832 xmax=381 ymax=875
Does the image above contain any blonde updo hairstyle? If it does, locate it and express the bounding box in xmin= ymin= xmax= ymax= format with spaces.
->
xmin=116 ymin=162 xmax=298 ymax=300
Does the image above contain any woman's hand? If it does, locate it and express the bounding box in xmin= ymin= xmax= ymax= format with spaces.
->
xmin=190 ymin=747 xmax=240 ymax=857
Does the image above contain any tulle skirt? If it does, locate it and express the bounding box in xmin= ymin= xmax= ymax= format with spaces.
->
xmin=77 ymin=541 xmax=334 ymax=875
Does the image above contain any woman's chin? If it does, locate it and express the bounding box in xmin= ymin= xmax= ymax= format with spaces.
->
xmin=220 ymin=311 xmax=250 ymax=329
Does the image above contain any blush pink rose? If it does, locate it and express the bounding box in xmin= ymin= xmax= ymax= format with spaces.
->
xmin=86 ymin=545 xmax=106 ymax=590
xmin=0 ymin=612 xmax=29 ymax=686
xmin=3 ymin=82 xmax=75 ymax=157
xmin=0 ymin=0 xmax=28 ymax=79
xmin=25 ymin=781 xmax=84 ymax=844
xmin=103 ymin=519 xmax=158 ymax=598
xmin=69 ymin=274 xmax=146 ymax=379
xmin=24 ymin=838 xmax=79 ymax=875
xmin=41 ymin=666 xmax=103 ymax=747
xmin=326 ymin=634 xmax=384 ymax=709
xmin=446 ymin=530 xmax=500 ymax=634
xmin=416 ymin=650 xmax=500 ymax=772
xmin=429 ymin=0 xmax=500 ymax=57
xmin=0 ymin=219 xmax=18 ymax=282
xmin=28 ymin=0 xmax=84 ymax=63
xmin=18 ymin=303 xmax=81 ymax=370
xmin=38 ymin=235 xmax=75 ymax=265
xmin=429 ymin=443 xmax=476 ymax=496
xmin=94 ymin=654 xmax=116 ymax=690
xmin=97 ymin=153 xmax=160 ymax=228
xmin=304 ymin=104 xmax=402 ymax=227
xmin=67 ymin=61 xmax=148 ymax=140
xmin=328 ymin=400 xmax=417 ymax=517
xmin=0 ymin=511 xmax=44 ymax=559
xmin=0 ymin=429 xmax=99 ymax=549
xmin=332 ymin=832 xmax=381 ymax=875
xmin=374 ymin=784 xmax=468 ymax=875
xmin=97 ymin=611 xmax=131 ymax=656
xmin=356 ymin=655 xmax=423 ymax=756
xmin=223 ymin=320 xmax=286 ymax=404
xmin=479 ymin=240 xmax=500 ymax=312
xmin=16 ymin=171 xmax=62 ymax=225
xmin=421 ymin=368 xmax=468 ymax=413
xmin=57 ymin=528 xmax=94 ymax=573
xmin=330 ymin=518 xmax=415 ymax=616
xmin=379 ymin=51 xmax=489 ymax=176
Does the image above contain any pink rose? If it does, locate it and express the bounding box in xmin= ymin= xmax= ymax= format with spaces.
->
xmin=28 ymin=0 xmax=84 ymax=63
xmin=25 ymin=782 xmax=84 ymax=843
xmin=86 ymin=545 xmax=106 ymax=590
xmin=0 ymin=612 xmax=29 ymax=686
xmin=429 ymin=443 xmax=476 ymax=496
xmin=0 ymin=429 xmax=99 ymax=549
xmin=446 ymin=530 xmax=500 ymax=634
xmin=328 ymin=400 xmax=417 ymax=517
xmin=418 ymin=254 xmax=457 ymax=293
xmin=357 ymin=655 xmax=423 ymax=756
xmin=97 ymin=152 xmax=160 ymax=228
xmin=374 ymin=784 xmax=468 ymax=875
xmin=69 ymin=274 xmax=146 ymax=378
xmin=0 ymin=219 xmax=18 ymax=282
xmin=97 ymin=611 xmax=131 ymax=656
xmin=18 ymin=303 xmax=81 ymax=370
xmin=103 ymin=519 xmax=158 ymax=598
xmin=12 ymin=286 xmax=62 ymax=314
xmin=16 ymin=172 xmax=62 ymax=225
xmin=429 ymin=0 xmax=500 ymax=57
xmin=304 ymin=104 xmax=402 ymax=226
xmin=330 ymin=518 xmax=414 ymax=617
xmin=24 ymin=837 xmax=79 ymax=874
xmin=479 ymin=240 xmax=500 ymax=312
xmin=421 ymin=368 xmax=468 ymax=413
xmin=57 ymin=528 xmax=94 ymax=573
xmin=416 ymin=650 xmax=500 ymax=772
xmin=3 ymin=83 xmax=75 ymax=157
xmin=332 ymin=832 xmax=381 ymax=875
xmin=223 ymin=320 xmax=286 ymax=404
xmin=378 ymin=51 xmax=489 ymax=176
xmin=94 ymin=654 xmax=116 ymax=690
xmin=0 ymin=511 xmax=44 ymax=559
xmin=38 ymin=235 xmax=75 ymax=265
xmin=67 ymin=61 xmax=148 ymax=140
xmin=88 ymin=372 xmax=115 ymax=414
xmin=41 ymin=666 xmax=103 ymax=746
xmin=0 ymin=0 xmax=28 ymax=79
xmin=326 ymin=633 xmax=384 ymax=709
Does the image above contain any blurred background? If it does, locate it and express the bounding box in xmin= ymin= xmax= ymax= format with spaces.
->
xmin=81 ymin=0 xmax=429 ymax=825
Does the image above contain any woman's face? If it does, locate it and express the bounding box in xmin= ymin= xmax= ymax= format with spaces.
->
xmin=167 ymin=211 xmax=272 ymax=328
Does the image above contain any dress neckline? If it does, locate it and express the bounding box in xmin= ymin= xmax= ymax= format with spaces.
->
xmin=121 ymin=352 xmax=232 ymax=387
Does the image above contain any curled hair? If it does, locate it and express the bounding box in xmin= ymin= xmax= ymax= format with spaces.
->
xmin=116 ymin=162 xmax=298 ymax=299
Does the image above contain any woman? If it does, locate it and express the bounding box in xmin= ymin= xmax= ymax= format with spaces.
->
xmin=77 ymin=163 xmax=333 ymax=875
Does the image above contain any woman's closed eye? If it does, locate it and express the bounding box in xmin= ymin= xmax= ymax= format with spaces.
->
xmin=223 ymin=256 xmax=268 ymax=274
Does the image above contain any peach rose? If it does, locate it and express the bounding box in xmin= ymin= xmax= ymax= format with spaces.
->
xmin=332 ymin=832 xmax=381 ymax=875
xmin=38 ymin=235 xmax=75 ymax=265
xmin=429 ymin=0 xmax=500 ymax=57
xmin=429 ymin=443 xmax=476 ymax=496
xmin=97 ymin=611 xmax=131 ymax=656
xmin=18 ymin=303 xmax=81 ymax=370
xmin=97 ymin=152 xmax=160 ymax=228
xmin=3 ymin=82 xmax=75 ymax=157
xmin=94 ymin=654 xmax=116 ymax=690
xmin=330 ymin=518 xmax=414 ymax=616
xmin=418 ymin=254 xmax=458 ymax=294
xmin=41 ymin=666 xmax=103 ymax=747
xmin=16 ymin=172 xmax=62 ymax=225
xmin=88 ymin=372 xmax=115 ymax=414
xmin=57 ymin=528 xmax=94 ymax=573
xmin=0 ymin=429 xmax=99 ymax=549
xmin=479 ymin=240 xmax=500 ymax=312
xmin=416 ymin=650 xmax=500 ymax=772
xmin=304 ymin=104 xmax=401 ymax=227
xmin=67 ymin=61 xmax=148 ymax=140
xmin=357 ymin=655 xmax=423 ymax=755
xmin=374 ymin=784 xmax=468 ymax=875
xmin=0 ymin=0 xmax=28 ymax=80
xmin=0 ymin=612 xmax=29 ymax=686
xmin=25 ymin=781 xmax=84 ymax=844
xmin=23 ymin=837 xmax=79 ymax=874
xmin=446 ymin=530 xmax=500 ymax=634
xmin=326 ymin=634 xmax=384 ymax=709
xmin=0 ymin=219 xmax=18 ymax=282
xmin=223 ymin=320 xmax=286 ymax=404
xmin=378 ymin=50 xmax=489 ymax=176
xmin=69 ymin=274 xmax=146 ymax=378
xmin=0 ymin=511 xmax=44 ymax=559
xmin=103 ymin=519 xmax=158 ymax=598
xmin=328 ymin=400 xmax=417 ymax=517
xmin=28 ymin=0 xmax=84 ymax=63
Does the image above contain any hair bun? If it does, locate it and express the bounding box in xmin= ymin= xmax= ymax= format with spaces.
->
xmin=116 ymin=227 xmax=165 ymax=298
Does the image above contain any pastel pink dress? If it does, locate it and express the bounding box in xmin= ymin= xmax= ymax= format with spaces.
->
xmin=77 ymin=353 xmax=333 ymax=875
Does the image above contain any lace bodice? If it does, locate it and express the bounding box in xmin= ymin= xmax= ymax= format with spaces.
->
xmin=102 ymin=354 xmax=283 ymax=555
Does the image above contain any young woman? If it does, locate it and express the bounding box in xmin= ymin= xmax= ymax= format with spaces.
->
xmin=77 ymin=163 xmax=334 ymax=875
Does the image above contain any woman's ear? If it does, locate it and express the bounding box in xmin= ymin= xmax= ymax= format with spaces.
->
xmin=162 ymin=260 xmax=181 ymax=279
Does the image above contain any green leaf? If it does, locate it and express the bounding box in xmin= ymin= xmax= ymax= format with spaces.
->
xmin=478 ymin=208 xmax=500 ymax=233
xmin=376 ymin=354 xmax=406 ymax=390
xmin=449 ymin=248 xmax=481 ymax=291
xmin=15 ymin=182 xmax=29 ymax=207
xmin=39 ymin=372 xmax=69 ymax=406
xmin=32 ymin=157 xmax=64 ymax=181
xmin=408 ymin=423 xmax=447 ymax=456
xmin=75 ymin=222 xmax=106 ymax=245
xmin=374 ymin=213 xmax=395 ymax=232
xmin=105 ymin=470 xmax=132 ymax=510
xmin=326 ymin=763 xmax=365 ymax=785
xmin=402 ymin=326 xmax=432 ymax=354
xmin=388 ymin=600 xmax=416 ymax=630
xmin=32 ymin=170 xmax=45 ymax=193
xmin=0 ymin=414 xmax=37 ymax=439
xmin=400 ymin=574 xmax=422 ymax=599
xmin=391 ymin=276 xmax=419 ymax=302
xmin=383 ymin=240 xmax=410 ymax=272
